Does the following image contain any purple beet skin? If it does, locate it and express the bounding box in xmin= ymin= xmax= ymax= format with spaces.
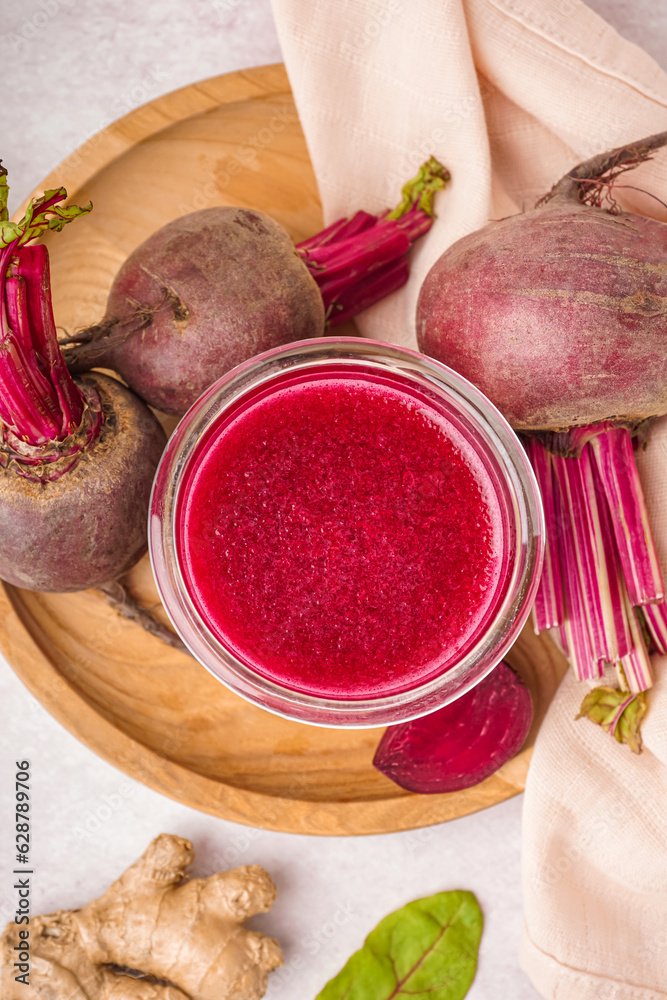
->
xmin=0 ymin=372 xmax=166 ymax=592
xmin=417 ymin=133 xmax=667 ymax=432
xmin=373 ymin=661 xmax=533 ymax=793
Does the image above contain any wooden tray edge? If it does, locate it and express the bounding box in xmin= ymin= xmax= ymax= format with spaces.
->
xmin=0 ymin=581 xmax=528 ymax=835
xmin=13 ymin=64 xmax=292 ymax=221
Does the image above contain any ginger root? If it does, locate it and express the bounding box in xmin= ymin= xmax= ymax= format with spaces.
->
xmin=1 ymin=834 xmax=282 ymax=1000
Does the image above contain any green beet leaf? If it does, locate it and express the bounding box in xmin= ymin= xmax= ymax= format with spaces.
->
xmin=0 ymin=179 xmax=92 ymax=250
xmin=315 ymin=890 xmax=483 ymax=1000
xmin=0 ymin=161 xmax=8 ymax=222
xmin=576 ymin=686 xmax=647 ymax=754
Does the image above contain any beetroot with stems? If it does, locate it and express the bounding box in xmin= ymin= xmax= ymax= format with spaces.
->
xmin=416 ymin=132 xmax=667 ymax=751
xmin=63 ymin=158 xmax=449 ymax=416
xmin=373 ymin=662 xmax=533 ymax=794
xmin=0 ymin=169 xmax=166 ymax=593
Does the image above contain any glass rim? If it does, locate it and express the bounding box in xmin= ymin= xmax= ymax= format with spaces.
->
xmin=149 ymin=337 xmax=544 ymax=728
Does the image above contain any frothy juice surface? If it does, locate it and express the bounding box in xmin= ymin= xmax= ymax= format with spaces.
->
xmin=177 ymin=375 xmax=502 ymax=699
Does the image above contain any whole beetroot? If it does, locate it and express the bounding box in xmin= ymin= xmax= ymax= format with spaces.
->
xmin=417 ymin=132 xmax=667 ymax=752
xmin=0 ymin=179 xmax=166 ymax=594
xmin=65 ymin=207 xmax=325 ymax=415
xmin=417 ymin=133 xmax=667 ymax=432
xmin=64 ymin=160 xmax=450 ymax=415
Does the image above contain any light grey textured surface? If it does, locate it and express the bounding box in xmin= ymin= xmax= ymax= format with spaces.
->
xmin=0 ymin=0 xmax=282 ymax=215
xmin=0 ymin=1 xmax=663 ymax=998
xmin=584 ymin=0 xmax=667 ymax=70
xmin=0 ymin=663 xmax=534 ymax=999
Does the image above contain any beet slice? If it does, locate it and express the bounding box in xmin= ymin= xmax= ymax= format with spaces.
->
xmin=372 ymin=661 xmax=533 ymax=793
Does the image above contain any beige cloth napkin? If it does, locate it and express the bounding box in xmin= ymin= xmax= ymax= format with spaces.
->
xmin=522 ymin=417 xmax=667 ymax=1000
xmin=269 ymin=0 xmax=667 ymax=996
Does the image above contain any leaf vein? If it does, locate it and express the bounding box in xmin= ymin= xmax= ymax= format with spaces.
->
xmin=387 ymin=902 xmax=465 ymax=999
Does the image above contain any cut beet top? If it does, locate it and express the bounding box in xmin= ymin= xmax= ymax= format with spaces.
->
xmin=175 ymin=371 xmax=506 ymax=700
xmin=372 ymin=661 xmax=534 ymax=793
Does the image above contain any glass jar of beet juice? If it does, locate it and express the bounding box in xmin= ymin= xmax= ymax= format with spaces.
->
xmin=150 ymin=339 xmax=543 ymax=726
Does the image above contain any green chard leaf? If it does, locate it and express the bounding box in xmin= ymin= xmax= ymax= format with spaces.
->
xmin=315 ymin=890 xmax=483 ymax=1000
xmin=576 ymin=686 xmax=647 ymax=754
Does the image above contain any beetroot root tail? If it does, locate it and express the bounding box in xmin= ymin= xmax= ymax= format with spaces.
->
xmin=538 ymin=130 xmax=667 ymax=208
xmin=98 ymin=580 xmax=190 ymax=654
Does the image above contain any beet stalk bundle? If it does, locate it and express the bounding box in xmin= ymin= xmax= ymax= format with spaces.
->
xmin=417 ymin=131 xmax=667 ymax=752
xmin=0 ymin=164 xmax=172 ymax=626
xmin=62 ymin=158 xmax=449 ymax=416
xmin=296 ymin=156 xmax=449 ymax=326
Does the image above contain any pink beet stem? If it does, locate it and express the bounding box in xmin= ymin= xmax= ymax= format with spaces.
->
xmin=327 ymin=258 xmax=410 ymax=327
xmin=315 ymin=226 xmax=410 ymax=305
xmin=297 ymin=210 xmax=377 ymax=251
xmin=557 ymin=621 xmax=570 ymax=658
xmin=591 ymin=426 xmax=665 ymax=606
xmin=589 ymin=449 xmax=633 ymax=661
xmin=552 ymin=457 xmax=600 ymax=679
xmin=11 ymin=277 xmax=66 ymax=425
xmin=295 ymin=157 xmax=448 ymax=322
xmin=393 ymin=204 xmax=435 ymax=242
xmin=0 ymin=344 xmax=59 ymax=443
xmin=303 ymin=222 xmax=410 ymax=278
xmin=620 ymin=583 xmax=654 ymax=693
xmin=553 ymin=454 xmax=607 ymax=665
xmin=537 ymin=421 xmax=657 ymax=692
xmin=14 ymin=245 xmax=85 ymax=436
xmin=642 ymin=602 xmax=667 ymax=655
xmin=296 ymin=216 xmax=351 ymax=252
xmin=1 ymin=278 xmax=63 ymax=442
xmin=526 ymin=438 xmax=564 ymax=631
xmin=582 ymin=445 xmax=632 ymax=662
xmin=1 ymin=246 xmax=85 ymax=445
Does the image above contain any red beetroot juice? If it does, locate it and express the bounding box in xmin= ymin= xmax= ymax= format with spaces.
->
xmin=175 ymin=371 xmax=505 ymax=700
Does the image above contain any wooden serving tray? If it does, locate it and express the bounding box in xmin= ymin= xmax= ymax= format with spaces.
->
xmin=0 ymin=65 xmax=567 ymax=835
